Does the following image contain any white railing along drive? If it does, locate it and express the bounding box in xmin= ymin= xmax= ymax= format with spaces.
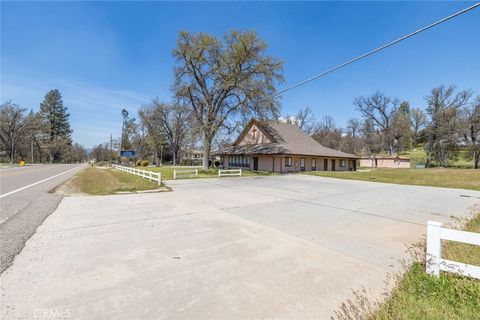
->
xmin=112 ymin=164 xmax=161 ymax=186
xmin=426 ymin=221 xmax=480 ymax=279
xmin=173 ymin=169 xmax=198 ymax=180
xmin=218 ymin=169 xmax=242 ymax=177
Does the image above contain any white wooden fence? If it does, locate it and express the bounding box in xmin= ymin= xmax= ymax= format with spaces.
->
xmin=112 ymin=164 xmax=161 ymax=186
xmin=218 ymin=169 xmax=242 ymax=177
xmin=174 ymin=169 xmax=198 ymax=180
xmin=426 ymin=221 xmax=480 ymax=279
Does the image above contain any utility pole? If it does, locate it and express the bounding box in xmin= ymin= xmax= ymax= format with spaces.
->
xmin=110 ymin=133 xmax=113 ymax=165
xmin=31 ymin=135 xmax=34 ymax=163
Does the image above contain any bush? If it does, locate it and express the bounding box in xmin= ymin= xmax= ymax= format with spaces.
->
xmin=136 ymin=160 xmax=142 ymax=166
xmin=140 ymin=160 xmax=149 ymax=167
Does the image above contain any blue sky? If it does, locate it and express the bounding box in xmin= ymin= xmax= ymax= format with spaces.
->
xmin=1 ymin=1 xmax=479 ymax=148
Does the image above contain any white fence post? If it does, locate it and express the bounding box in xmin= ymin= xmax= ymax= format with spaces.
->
xmin=218 ymin=169 xmax=241 ymax=177
xmin=426 ymin=221 xmax=442 ymax=277
xmin=112 ymin=164 xmax=161 ymax=188
xmin=195 ymin=169 xmax=198 ymax=176
xmin=174 ymin=170 xmax=177 ymax=180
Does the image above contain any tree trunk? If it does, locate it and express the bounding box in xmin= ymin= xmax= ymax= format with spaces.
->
xmin=203 ymin=138 xmax=212 ymax=171
xmin=474 ymin=149 xmax=479 ymax=169
xmin=172 ymin=146 xmax=177 ymax=166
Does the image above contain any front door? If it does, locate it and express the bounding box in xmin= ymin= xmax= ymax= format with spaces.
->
xmin=331 ymin=159 xmax=336 ymax=171
xmin=253 ymin=157 xmax=259 ymax=171
xmin=324 ymin=159 xmax=328 ymax=171
xmin=300 ymin=158 xmax=305 ymax=171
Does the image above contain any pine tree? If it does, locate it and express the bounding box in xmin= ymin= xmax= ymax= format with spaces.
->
xmin=39 ymin=89 xmax=72 ymax=162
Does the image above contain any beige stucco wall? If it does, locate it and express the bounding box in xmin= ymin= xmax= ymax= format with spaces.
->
xmin=359 ymin=158 xmax=410 ymax=168
xmin=223 ymin=155 xmax=356 ymax=173
xmin=257 ymin=156 xmax=274 ymax=171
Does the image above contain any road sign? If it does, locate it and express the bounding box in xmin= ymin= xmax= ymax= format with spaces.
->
xmin=120 ymin=150 xmax=136 ymax=157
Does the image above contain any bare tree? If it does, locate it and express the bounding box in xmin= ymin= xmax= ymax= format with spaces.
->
xmin=347 ymin=118 xmax=361 ymax=138
xmin=410 ymin=107 xmax=427 ymax=147
xmin=355 ymin=92 xmax=399 ymax=155
xmin=361 ymin=119 xmax=383 ymax=167
xmin=140 ymin=100 xmax=191 ymax=165
xmin=0 ymin=102 xmax=33 ymax=163
xmin=461 ymin=95 xmax=480 ymax=169
xmin=173 ymin=30 xmax=284 ymax=169
xmin=424 ymin=85 xmax=471 ymax=167
xmin=294 ymin=107 xmax=316 ymax=134
xmin=312 ymin=115 xmax=343 ymax=150
xmin=343 ymin=118 xmax=362 ymax=154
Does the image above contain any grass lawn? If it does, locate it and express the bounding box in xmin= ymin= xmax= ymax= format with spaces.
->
xmin=401 ymin=147 xmax=474 ymax=169
xmin=369 ymin=213 xmax=480 ymax=320
xmin=305 ymin=168 xmax=480 ymax=191
xmin=66 ymin=167 xmax=160 ymax=195
xmin=142 ymin=166 xmax=276 ymax=180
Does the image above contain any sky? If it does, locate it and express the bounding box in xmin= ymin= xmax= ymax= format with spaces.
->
xmin=1 ymin=1 xmax=479 ymax=148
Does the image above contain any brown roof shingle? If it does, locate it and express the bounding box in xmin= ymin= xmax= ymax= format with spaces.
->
xmin=217 ymin=119 xmax=358 ymax=158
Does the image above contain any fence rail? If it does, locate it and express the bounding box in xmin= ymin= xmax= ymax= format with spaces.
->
xmin=174 ymin=169 xmax=198 ymax=180
xmin=112 ymin=164 xmax=161 ymax=186
xmin=218 ymin=169 xmax=242 ymax=177
xmin=426 ymin=221 xmax=480 ymax=279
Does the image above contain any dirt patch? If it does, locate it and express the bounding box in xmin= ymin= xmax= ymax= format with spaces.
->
xmin=52 ymin=174 xmax=87 ymax=197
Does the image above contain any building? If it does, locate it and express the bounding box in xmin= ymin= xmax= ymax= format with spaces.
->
xmin=359 ymin=156 xmax=410 ymax=168
xmin=183 ymin=149 xmax=204 ymax=166
xmin=217 ymin=119 xmax=358 ymax=173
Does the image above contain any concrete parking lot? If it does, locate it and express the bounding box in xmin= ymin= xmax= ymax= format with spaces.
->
xmin=1 ymin=175 xmax=479 ymax=319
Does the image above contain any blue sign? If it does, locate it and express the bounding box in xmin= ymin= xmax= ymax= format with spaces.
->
xmin=120 ymin=150 xmax=136 ymax=157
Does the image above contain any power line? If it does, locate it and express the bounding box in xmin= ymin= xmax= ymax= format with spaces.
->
xmin=274 ymin=3 xmax=480 ymax=97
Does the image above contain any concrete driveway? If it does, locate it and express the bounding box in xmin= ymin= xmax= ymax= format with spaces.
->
xmin=1 ymin=175 xmax=479 ymax=319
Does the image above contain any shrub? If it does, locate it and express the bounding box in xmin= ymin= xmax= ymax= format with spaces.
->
xmin=140 ymin=160 xmax=149 ymax=167
xmin=136 ymin=160 xmax=142 ymax=166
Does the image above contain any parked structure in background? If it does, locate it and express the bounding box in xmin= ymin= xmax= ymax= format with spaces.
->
xmin=217 ymin=119 xmax=358 ymax=173
xmin=183 ymin=149 xmax=204 ymax=166
xmin=359 ymin=155 xmax=410 ymax=168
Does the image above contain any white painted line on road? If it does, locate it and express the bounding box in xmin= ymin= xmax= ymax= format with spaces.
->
xmin=0 ymin=166 xmax=82 ymax=199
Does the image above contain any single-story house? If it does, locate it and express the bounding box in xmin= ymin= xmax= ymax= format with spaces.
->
xmin=216 ymin=119 xmax=358 ymax=173
xmin=359 ymin=156 xmax=410 ymax=168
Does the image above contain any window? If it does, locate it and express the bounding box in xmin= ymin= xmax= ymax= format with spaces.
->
xmin=285 ymin=157 xmax=292 ymax=167
xmin=228 ymin=155 xmax=250 ymax=167
xmin=312 ymin=158 xmax=316 ymax=171
xmin=300 ymin=158 xmax=305 ymax=171
xmin=340 ymin=159 xmax=346 ymax=167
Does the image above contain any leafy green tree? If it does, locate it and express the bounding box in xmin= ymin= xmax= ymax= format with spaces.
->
xmin=392 ymin=101 xmax=413 ymax=152
xmin=424 ymin=85 xmax=471 ymax=167
xmin=39 ymin=89 xmax=72 ymax=162
xmin=173 ymin=30 xmax=284 ymax=169
xmin=461 ymin=95 xmax=480 ymax=169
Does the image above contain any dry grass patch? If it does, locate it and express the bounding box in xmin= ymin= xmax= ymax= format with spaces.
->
xmin=64 ymin=167 xmax=160 ymax=195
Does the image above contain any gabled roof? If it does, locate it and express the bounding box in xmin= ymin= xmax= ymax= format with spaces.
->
xmin=218 ymin=119 xmax=358 ymax=158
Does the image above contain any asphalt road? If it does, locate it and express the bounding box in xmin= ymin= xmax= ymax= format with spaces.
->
xmin=0 ymin=164 xmax=84 ymax=273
